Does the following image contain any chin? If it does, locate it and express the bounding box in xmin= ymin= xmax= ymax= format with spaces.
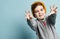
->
xmin=40 ymin=18 xmax=44 ymax=20
xmin=39 ymin=17 xmax=44 ymax=19
xmin=37 ymin=17 xmax=44 ymax=20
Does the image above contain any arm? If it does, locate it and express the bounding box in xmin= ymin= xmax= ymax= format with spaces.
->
xmin=27 ymin=19 xmax=37 ymax=31
xmin=47 ymin=13 xmax=56 ymax=26
xmin=47 ymin=5 xmax=57 ymax=26
xmin=25 ymin=11 xmax=37 ymax=31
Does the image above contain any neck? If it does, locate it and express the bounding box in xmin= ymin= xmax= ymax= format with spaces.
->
xmin=37 ymin=18 xmax=45 ymax=21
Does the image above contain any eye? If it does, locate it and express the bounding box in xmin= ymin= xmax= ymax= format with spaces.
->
xmin=34 ymin=10 xmax=39 ymax=13
xmin=40 ymin=9 xmax=43 ymax=11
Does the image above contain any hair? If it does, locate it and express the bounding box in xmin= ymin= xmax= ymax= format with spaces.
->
xmin=31 ymin=1 xmax=46 ymax=17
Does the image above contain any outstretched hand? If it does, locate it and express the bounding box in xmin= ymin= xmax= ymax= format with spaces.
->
xmin=25 ymin=11 xmax=33 ymax=20
xmin=49 ymin=4 xmax=58 ymax=16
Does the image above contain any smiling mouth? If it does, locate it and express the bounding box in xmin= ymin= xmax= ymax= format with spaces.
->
xmin=39 ymin=15 xmax=42 ymax=17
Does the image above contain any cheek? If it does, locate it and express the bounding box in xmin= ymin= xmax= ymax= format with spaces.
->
xmin=41 ymin=11 xmax=45 ymax=17
xmin=42 ymin=13 xmax=45 ymax=17
xmin=41 ymin=10 xmax=45 ymax=15
xmin=34 ymin=13 xmax=39 ymax=17
xmin=42 ymin=13 xmax=45 ymax=15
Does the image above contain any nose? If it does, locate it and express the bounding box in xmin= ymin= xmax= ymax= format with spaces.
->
xmin=39 ymin=12 xmax=40 ymax=15
xmin=39 ymin=11 xmax=41 ymax=15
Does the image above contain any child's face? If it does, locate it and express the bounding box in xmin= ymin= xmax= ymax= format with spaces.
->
xmin=34 ymin=5 xmax=45 ymax=20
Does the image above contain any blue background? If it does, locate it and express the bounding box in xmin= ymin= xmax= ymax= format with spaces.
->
xmin=0 ymin=0 xmax=60 ymax=39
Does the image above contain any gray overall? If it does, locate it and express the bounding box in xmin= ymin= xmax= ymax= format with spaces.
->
xmin=27 ymin=14 xmax=60 ymax=39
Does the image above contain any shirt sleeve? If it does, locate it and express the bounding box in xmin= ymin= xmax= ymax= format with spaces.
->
xmin=47 ymin=14 xmax=56 ymax=26
xmin=27 ymin=19 xmax=37 ymax=31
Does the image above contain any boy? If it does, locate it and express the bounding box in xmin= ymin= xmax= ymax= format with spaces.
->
xmin=25 ymin=1 xmax=59 ymax=39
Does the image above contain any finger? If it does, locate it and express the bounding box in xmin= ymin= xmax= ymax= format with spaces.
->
xmin=53 ymin=4 xmax=57 ymax=9
xmin=53 ymin=6 xmax=58 ymax=12
xmin=25 ymin=13 xmax=28 ymax=19
xmin=53 ymin=7 xmax=57 ymax=13
xmin=50 ymin=5 xmax=54 ymax=11
xmin=53 ymin=8 xmax=57 ymax=13
xmin=50 ymin=4 xmax=55 ymax=10
xmin=25 ymin=13 xmax=30 ymax=19
xmin=55 ymin=7 xmax=58 ymax=10
xmin=25 ymin=11 xmax=30 ymax=16
xmin=30 ymin=15 xmax=33 ymax=18
xmin=51 ymin=6 xmax=57 ymax=11
xmin=25 ymin=10 xmax=31 ymax=19
xmin=50 ymin=5 xmax=52 ymax=9
xmin=53 ymin=4 xmax=55 ymax=8
xmin=25 ymin=10 xmax=30 ymax=13
xmin=54 ymin=10 xmax=57 ymax=13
